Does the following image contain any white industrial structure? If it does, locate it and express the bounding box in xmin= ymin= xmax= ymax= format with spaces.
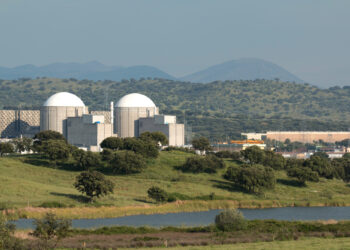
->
xmin=115 ymin=93 xmax=159 ymax=138
xmin=40 ymin=92 xmax=87 ymax=138
xmin=36 ymin=92 xmax=185 ymax=151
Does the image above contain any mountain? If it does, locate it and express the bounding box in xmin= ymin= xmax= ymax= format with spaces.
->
xmin=0 ymin=61 xmax=175 ymax=81
xmin=181 ymin=58 xmax=303 ymax=83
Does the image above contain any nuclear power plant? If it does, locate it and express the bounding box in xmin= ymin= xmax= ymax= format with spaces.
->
xmin=0 ymin=92 xmax=185 ymax=151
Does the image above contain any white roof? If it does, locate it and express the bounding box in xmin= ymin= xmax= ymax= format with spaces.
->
xmin=115 ymin=93 xmax=156 ymax=108
xmin=43 ymin=92 xmax=85 ymax=107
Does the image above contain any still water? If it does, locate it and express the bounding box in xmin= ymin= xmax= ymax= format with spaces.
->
xmin=12 ymin=206 xmax=350 ymax=229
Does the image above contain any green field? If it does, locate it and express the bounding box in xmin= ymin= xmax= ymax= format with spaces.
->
xmin=118 ymin=237 xmax=350 ymax=250
xmin=1 ymin=151 xmax=350 ymax=219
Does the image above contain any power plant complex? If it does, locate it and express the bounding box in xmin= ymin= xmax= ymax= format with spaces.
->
xmin=0 ymin=92 xmax=185 ymax=151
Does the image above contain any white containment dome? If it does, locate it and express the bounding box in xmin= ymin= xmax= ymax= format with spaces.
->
xmin=115 ymin=93 xmax=156 ymax=108
xmin=40 ymin=92 xmax=87 ymax=138
xmin=43 ymin=92 xmax=85 ymax=107
xmin=114 ymin=93 xmax=158 ymax=138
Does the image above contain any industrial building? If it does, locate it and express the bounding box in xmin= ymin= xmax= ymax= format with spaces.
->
xmin=242 ymin=131 xmax=350 ymax=144
xmin=0 ymin=92 xmax=185 ymax=151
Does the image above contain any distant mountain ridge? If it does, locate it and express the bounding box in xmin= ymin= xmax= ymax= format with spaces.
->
xmin=0 ymin=58 xmax=303 ymax=83
xmin=181 ymin=58 xmax=303 ymax=83
xmin=0 ymin=61 xmax=175 ymax=81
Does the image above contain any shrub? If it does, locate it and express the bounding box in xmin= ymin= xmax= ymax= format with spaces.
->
xmin=39 ymin=202 xmax=67 ymax=208
xmin=0 ymin=142 xmax=14 ymax=157
xmin=139 ymin=131 xmax=168 ymax=146
xmin=287 ymin=167 xmax=319 ymax=185
xmin=224 ymin=164 xmax=275 ymax=193
xmin=181 ymin=155 xmax=225 ymax=173
xmin=215 ymin=209 xmax=246 ymax=231
xmin=110 ymin=151 xmax=147 ymax=174
xmin=73 ymin=150 xmax=101 ymax=170
xmin=192 ymin=137 xmax=211 ymax=151
xmin=241 ymin=146 xmax=265 ymax=165
xmin=0 ymin=215 xmax=24 ymax=249
xmin=32 ymin=213 xmax=71 ymax=249
xmin=101 ymin=148 xmax=114 ymax=162
xmin=100 ymin=137 xmax=124 ymax=150
xmin=41 ymin=140 xmax=70 ymax=161
xmin=147 ymin=186 xmax=168 ymax=202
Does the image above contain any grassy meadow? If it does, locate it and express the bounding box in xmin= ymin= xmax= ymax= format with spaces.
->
xmin=117 ymin=237 xmax=350 ymax=250
xmin=1 ymin=151 xmax=350 ymax=219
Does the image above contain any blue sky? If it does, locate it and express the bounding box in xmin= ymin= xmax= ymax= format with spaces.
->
xmin=1 ymin=0 xmax=349 ymax=87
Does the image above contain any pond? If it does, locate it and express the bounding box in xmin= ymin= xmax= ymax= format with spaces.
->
xmin=12 ymin=206 xmax=350 ymax=229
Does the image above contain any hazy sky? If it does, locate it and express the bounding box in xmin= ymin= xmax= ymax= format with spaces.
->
xmin=1 ymin=0 xmax=349 ymax=87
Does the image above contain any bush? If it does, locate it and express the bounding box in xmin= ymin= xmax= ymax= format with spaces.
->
xmin=192 ymin=137 xmax=211 ymax=151
xmin=0 ymin=142 xmax=14 ymax=157
xmin=39 ymin=202 xmax=67 ymax=208
xmin=101 ymin=148 xmax=114 ymax=162
xmin=123 ymin=137 xmax=159 ymax=158
xmin=287 ymin=167 xmax=319 ymax=185
xmin=72 ymin=149 xmax=101 ymax=170
xmin=180 ymin=155 xmax=225 ymax=173
xmin=110 ymin=151 xmax=147 ymax=174
xmin=215 ymin=209 xmax=246 ymax=231
xmin=0 ymin=215 xmax=24 ymax=249
xmin=147 ymin=186 xmax=168 ymax=202
xmin=41 ymin=140 xmax=70 ymax=161
xmin=224 ymin=164 xmax=275 ymax=193
xmin=100 ymin=137 xmax=124 ymax=150
xmin=32 ymin=213 xmax=71 ymax=249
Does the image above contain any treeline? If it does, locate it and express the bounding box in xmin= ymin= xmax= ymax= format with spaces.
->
xmin=1 ymin=78 xmax=350 ymax=140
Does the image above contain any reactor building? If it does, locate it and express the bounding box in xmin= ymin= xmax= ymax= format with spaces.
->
xmin=0 ymin=92 xmax=185 ymax=151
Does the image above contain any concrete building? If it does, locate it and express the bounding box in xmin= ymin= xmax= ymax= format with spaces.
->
xmin=139 ymin=115 xmax=185 ymax=146
xmin=242 ymin=131 xmax=350 ymax=144
xmin=40 ymin=92 xmax=87 ymax=137
xmin=115 ymin=93 xmax=159 ymax=138
xmin=67 ymin=114 xmax=115 ymax=151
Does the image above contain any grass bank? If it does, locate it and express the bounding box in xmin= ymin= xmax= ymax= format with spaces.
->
xmin=22 ymin=220 xmax=350 ymax=248
xmin=118 ymin=237 xmax=350 ymax=250
xmin=2 ymin=151 xmax=350 ymax=219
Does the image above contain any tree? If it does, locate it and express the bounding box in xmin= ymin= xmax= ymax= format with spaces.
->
xmin=32 ymin=213 xmax=71 ymax=250
xmin=192 ymin=137 xmax=211 ymax=151
xmin=34 ymin=130 xmax=65 ymax=142
xmin=0 ymin=142 xmax=14 ymax=157
xmin=263 ymin=150 xmax=286 ymax=170
xmin=304 ymin=156 xmax=334 ymax=179
xmin=72 ymin=149 xmax=100 ymax=170
xmin=33 ymin=130 xmax=66 ymax=153
xmin=12 ymin=137 xmax=32 ymax=153
xmin=215 ymin=209 xmax=246 ymax=231
xmin=224 ymin=164 xmax=275 ymax=193
xmin=110 ymin=151 xmax=146 ymax=174
xmin=147 ymin=186 xmax=168 ymax=202
xmin=123 ymin=137 xmax=159 ymax=158
xmin=139 ymin=131 xmax=168 ymax=146
xmin=287 ymin=167 xmax=319 ymax=185
xmin=100 ymin=137 xmax=124 ymax=150
xmin=181 ymin=155 xmax=225 ymax=173
xmin=74 ymin=171 xmax=115 ymax=201
xmin=241 ymin=146 xmax=265 ymax=165
xmin=41 ymin=140 xmax=70 ymax=161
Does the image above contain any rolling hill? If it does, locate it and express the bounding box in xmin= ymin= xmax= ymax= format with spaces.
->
xmin=0 ymin=78 xmax=349 ymax=140
xmin=181 ymin=58 xmax=303 ymax=83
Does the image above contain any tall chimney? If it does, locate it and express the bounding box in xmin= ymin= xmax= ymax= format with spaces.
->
xmin=110 ymin=101 xmax=114 ymax=134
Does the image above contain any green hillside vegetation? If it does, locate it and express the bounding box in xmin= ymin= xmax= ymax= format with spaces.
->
xmin=1 ymin=150 xmax=350 ymax=219
xmin=1 ymin=78 xmax=350 ymax=140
